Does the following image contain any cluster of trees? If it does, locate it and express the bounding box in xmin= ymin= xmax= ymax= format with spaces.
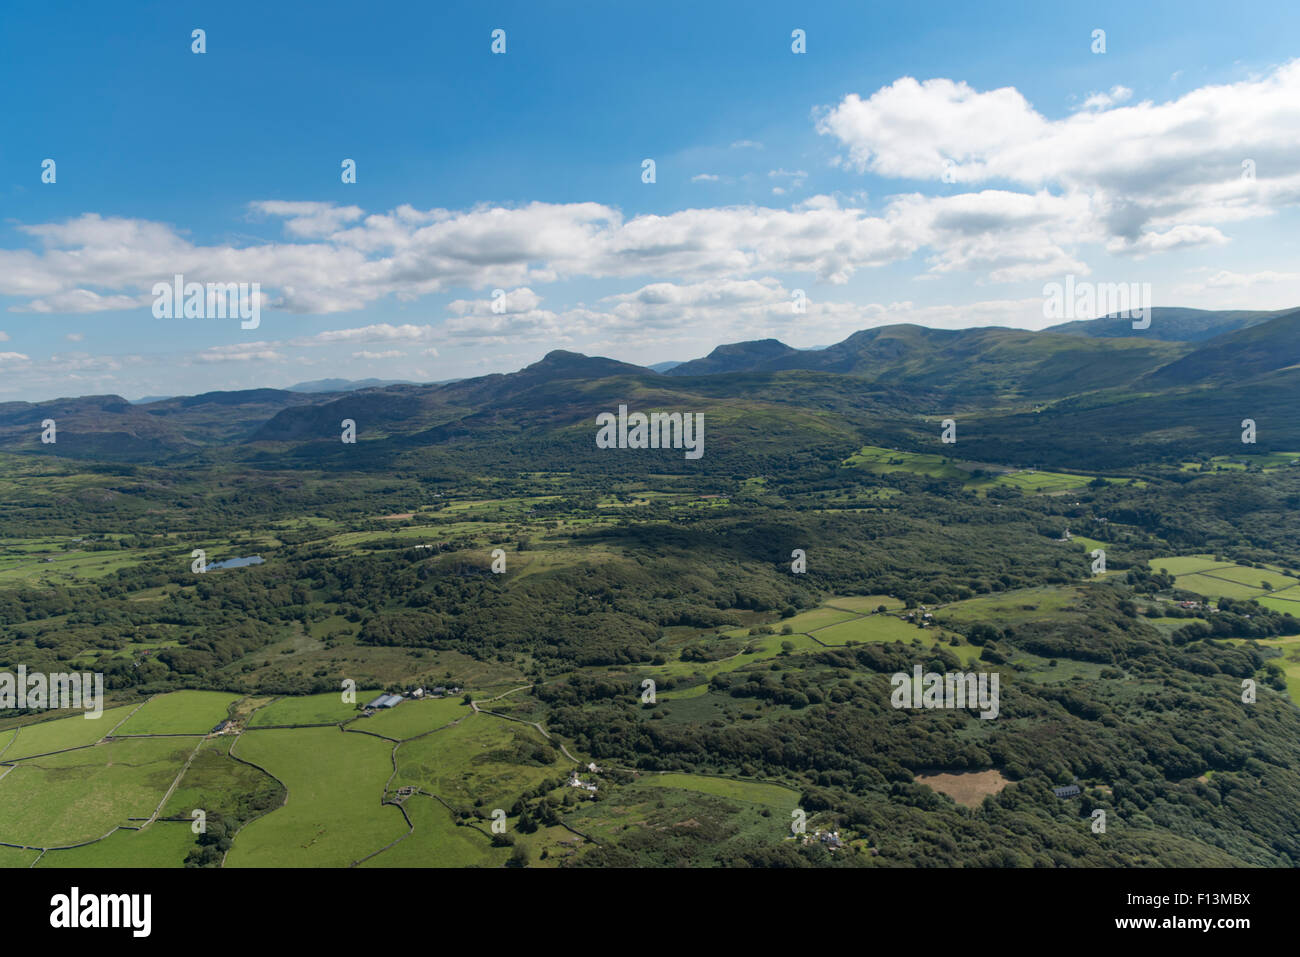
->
xmin=542 ymin=578 xmax=1300 ymax=866
xmin=1172 ymin=598 xmax=1299 ymax=643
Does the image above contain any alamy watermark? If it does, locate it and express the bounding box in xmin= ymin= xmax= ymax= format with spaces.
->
xmin=890 ymin=664 xmax=999 ymax=719
xmin=0 ymin=666 xmax=104 ymax=718
xmin=595 ymin=405 xmax=704 ymax=459
xmin=50 ymin=887 xmax=150 ymax=937
xmin=152 ymin=273 xmax=261 ymax=329
xmin=1042 ymin=275 xmax=1151 ymax=329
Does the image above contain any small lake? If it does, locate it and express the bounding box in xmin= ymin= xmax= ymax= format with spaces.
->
xmin=208 ymin=555 xmax=265 ymax=570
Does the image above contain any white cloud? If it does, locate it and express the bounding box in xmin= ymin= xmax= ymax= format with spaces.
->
xmin=249 ymin=201 xmax=365 ymax=238
xmin=289 ymin=323 xmax=439 ymax=347
xmin=1078 ymin=85 xmax=1133 ymax=111
xmin=447 ymin=287 xmax=544 ymax=315
xmin=1106 ymin=224 xmax=1228 ymax=257
xmin=15 ymin=289 xmax=148 ymax=314
xmin=817 ymin=61 xmax=1300 ymax=253
xmin=691 ymin=173 xmax=720 ymax=182
xmin=352 ymin=349 xmax=403 ymax=359
xmin=0 ymin=198 xmax=930 ymax=315
xmin=191 ymin=343 xmax=283 ymax=363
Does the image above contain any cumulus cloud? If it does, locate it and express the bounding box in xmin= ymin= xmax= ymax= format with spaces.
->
xmin=1106 ymin=224 xmax=1228 ymax=257
xmin=447 ymin=288 xmax=544 ymax=315
xmin=249 ymin=201 xmax=365 ymax=238
xmin=1079 ymin=85 xmax=1133 ymax=111
xmin=14 ymin=289 xmax=147 ymax=313
xmin=817 ymin=61 xmax=1300 ymax=253
xmin=0 ymin=197 xmax=929 ymax=317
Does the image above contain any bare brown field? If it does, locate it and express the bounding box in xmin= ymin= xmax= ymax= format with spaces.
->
xmin=916 ymin=769 xmax=1010 ymax=808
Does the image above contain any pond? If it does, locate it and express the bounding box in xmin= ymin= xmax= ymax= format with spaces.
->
xmin=208 ymin=555 xmax=265 ymax=570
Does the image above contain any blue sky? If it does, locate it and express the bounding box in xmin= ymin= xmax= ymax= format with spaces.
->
xmin=2 ymin=0 xmax=1299 ymax=400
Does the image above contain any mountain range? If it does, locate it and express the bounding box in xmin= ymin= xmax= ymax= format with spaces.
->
xmin=2 ymin=307 xmax=1296 ymax=470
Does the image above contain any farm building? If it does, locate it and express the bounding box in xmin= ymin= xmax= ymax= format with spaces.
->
xmin=1053 ymin=784 xmax=1081 ymax=799
xmin=365 ymin=694 xmax=403 ymax=709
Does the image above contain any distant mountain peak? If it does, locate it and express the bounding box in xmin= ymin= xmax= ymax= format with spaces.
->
xmin=522 ymin=351 xmax=650 ymax=378
xmin=666 ymin=338 xmax=798 ymax=376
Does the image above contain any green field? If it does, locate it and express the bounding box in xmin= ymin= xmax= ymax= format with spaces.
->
xmin=564 ymin=772 xmax=806 ymax=864
xmin=114 ymin=690 xmax=242 ymax=735
xmin=1206 ymin=566 xmax=1299 ymax=590
xmin=0 ymin=844 xmax=41 ymax=868
xmin=392 ymin=713 xmax=566 ymax=810
xmin=0 ymin=737 xmax=192 ymax=847
xmin=1173 ymin=573 xmax=1267 ymax=601
xmin=1 ymin=704 xmax=135 ymax=761
xmin=1143 ymin=616 xmax=1192 ymax=638
xmin=811 ymin=613 xmax=928 ymax=645
xmin=1181 ymin=452 xmax=1300 ymax=472
xmin=656 ymin=630 xmax=823 ymax=679
xmin=248 ymin=689 xmax=379 ymax=727
xmin=843 ymin=446 xmax=1111 ymax=494
xmin=1260 ymin=594 xmax=1300 ymax=615
xmin=939 ymin=586 xmax=1080 ymax=626
xmin=825 ymin=594 xmax=905 ymax=613
xmin=0 ymin=542 xmax=152 ymax=585
xmin=968 ymin=469 xmax=1094 ymax=493
xmin=775 ymin=606 xmax=857 ymax=632
xmin=639 ymin=772 xmax=800 ymax=808
xmin=158 ymin=736 xmax=284 ymax=828
xmin=35 ymin=822 xmax=196 ymax=868
xmin=1148 ymin=555 xmax=1223 ymax=576
xmin=843 ymin=446 xmax=969 ymax=480
xmin=359 ymin=795 xmax=506 ymax=868
xmin=1230 ymin=635 xmax=1300 ymax=706
xmin=1069 ymin=535 xmax=1108 ymax=554
xmin=1148 ymin=556 xmax=1300 ymax=605
xmin=656 ymin=682 xmax=714 ymax=702
xmin=354 ymin=697 xmax=470 ymax=740
xmin=225 ymin=727 xmax=407 ymax=867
